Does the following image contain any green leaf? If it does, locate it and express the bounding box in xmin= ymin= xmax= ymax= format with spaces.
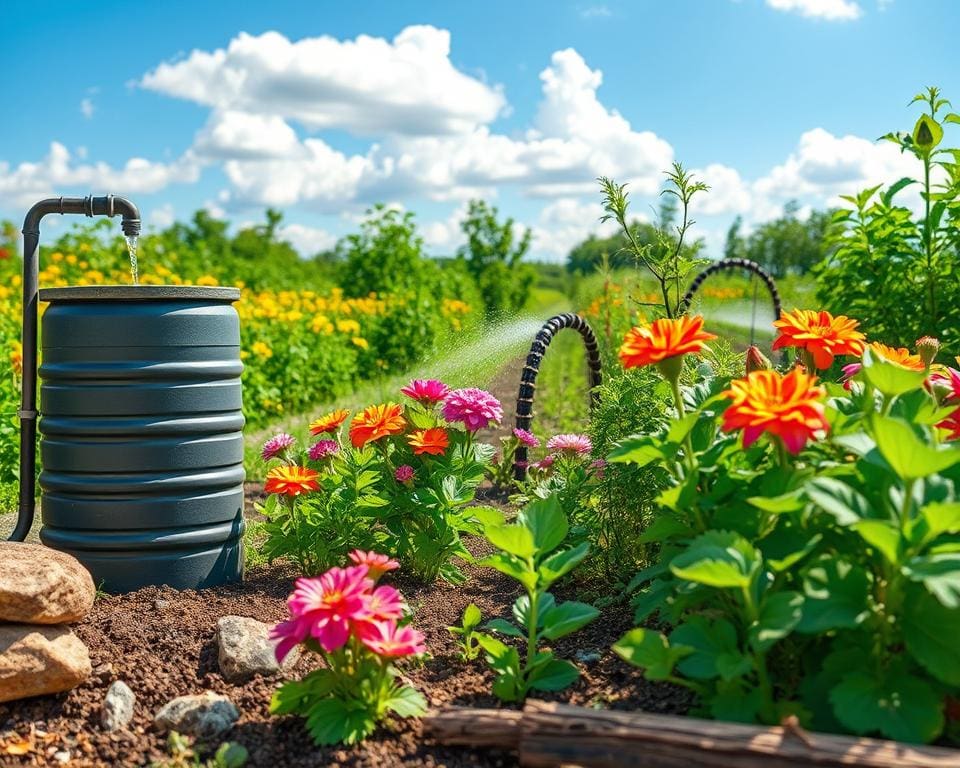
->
xmin=902 ymin=553 xmax=960 ymax=607
xmin=383 ymin=685 xmax=428 ymax=717
xmin=462 ymin=603 xmax=482 ymax=630
xmin=513 ymin=593 xmax=555 ymax=629
xmin=520 ymin=494 xmax=568 ymax=554
xmin=468 ymin=505 xmax=506 ymax=527
xmin=861 ymin=347 xmax=928 ymax=398
xmin=539 ymin=542 xmax=590 ymax=584
xmin=540 ymin=601 xmax=600 ymax=640
xmin=903 ymin=588 xmax=960 ymax=686
xmin=637 ymin=515 xmax=694 ymax=544
xmin=747 ymin=490 xmax=805 ymax=514
xmin=911 ymin=502 xmax=960 ymax=547
xmin=608 ymin=435 xmax=674 ymax=467
xmin=667 ymin=412 xmax=699 ymax=443
xmin=528 ymin=658 xmax=580 ymax=692
xmin=760 ymin=523 xmax=822 ymax=572
xmin=484 ymin=524 xmax=536 ymax=558
xmin=477 ymin=553 xmax=538 ymax=590
xmin=830 ymin=667 xmax=944 ymax=743
xmin=305 ymin=697 xmax=376 ymax=746
xmin=671 ymin=617 xmax=751 ymax=681
xmin=871 ymin=414 xmax=960 ymax=481
xmin=710 ymin=681 xmax=764 ymax=724
xmin=613 ymin=628 xmax=692 ymax=681
xmin=214 ymin=742 xmax=249 ymax=768
xmin=797 ymin=559 xmax=871 ymax=633
xmin=485 ymin=617 xmax=524 ymax=637
xmin=913 ymin=113 xmax=944 ymax=152
xmin=853 ymin=520 xmax=902 ymax=564
xmin=749 ymin=591 xmax=803 ymax=652
xmin=670 ymin=530 xmax=760 ymax=589
xmin=805 ymin=477 xmax=872 ymax=524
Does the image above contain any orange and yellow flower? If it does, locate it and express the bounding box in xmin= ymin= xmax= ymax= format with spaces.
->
xmin=407 ymin=427 xmax=449 ymax=456
xmin=309 ymin=408 xmax=351 ymax=435
xmin=867 ymin=342 xmax=925 ymax=371
xmin=772 ymin=309 xmax=865 ymax=370
xmin=721 ymin=368 xmax=828 ymax=454
xmin=618 ymin=315 xmax=717 ymax=369
xmin=264 ymin=465 xmax=321 ymax=496
xmin=349 ymin=403 xmax=407 ymax=448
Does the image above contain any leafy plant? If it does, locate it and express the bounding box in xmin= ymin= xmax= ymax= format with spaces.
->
xmin=472 ymin=495 xmax=599 ymax=702
xmin=150 ymin=732 xmax=247 ymax=768
xmin=447 ymin=603 xmax=483 ymax=661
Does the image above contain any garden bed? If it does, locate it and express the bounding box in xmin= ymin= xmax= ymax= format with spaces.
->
xmin=0 ymin=536 xmax=690 ymax=767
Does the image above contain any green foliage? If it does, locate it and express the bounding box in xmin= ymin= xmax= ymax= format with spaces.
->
xmin=724 ymin=204 xmax=834 ymax=278
xmin=472 ymin=495 xmax=598 ymax=702
xmin=447 ymin=603 xmax=483 ymax=661
xmin=815 ymin=86 xmax=960 ymax=354
xmin=611 ymin=342 xmax=960 ymax=743
xmin=458 ymin=199 xmax=535 ymax=317
xmin=151 ymin=732 xmax=247 ymax=768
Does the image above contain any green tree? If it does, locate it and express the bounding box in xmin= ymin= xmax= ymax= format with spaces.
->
xmin=739 ymin=202 xmax=832 ymax=278
xmin=458 ymin=200 xmax=535 ymax=316
xmin=340 ymin=205 xmax=428 ymax=297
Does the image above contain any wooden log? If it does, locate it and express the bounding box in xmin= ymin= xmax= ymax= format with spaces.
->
xmin=423 ymin=700 xmax=960 ymax=768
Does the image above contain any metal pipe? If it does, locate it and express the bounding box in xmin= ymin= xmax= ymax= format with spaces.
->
xmin=9 ymin=195 xmax=140 ymax=541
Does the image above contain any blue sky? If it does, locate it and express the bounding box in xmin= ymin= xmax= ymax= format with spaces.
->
xmin=1 ymin=0 xmax=958 ymax=261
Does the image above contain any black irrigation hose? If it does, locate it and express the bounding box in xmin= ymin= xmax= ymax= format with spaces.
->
xmin=679 ymin=257 xmax=782 ymax=325
xmin=513 ymin=313 xmax=602 ymax=481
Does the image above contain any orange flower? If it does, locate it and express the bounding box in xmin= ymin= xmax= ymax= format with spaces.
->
xmin=309 ymin=408 xmax=350 ymax=435
xmin=772 ymin=309 xmax=865 ymax=370
xmin=349 ymin=403 xmax=407 ymax=448
xmin=868 ymin=342 xmax=925 ymax=371
xmin=721 ymin=368 xmax=828 ymax=454
xmin=408 ymin=427 xmax=449 ymax=456
xmin=618 ymin=316 xmax=717 ymax=369
xmin=265 ymin=465 xmax=320 ymax=496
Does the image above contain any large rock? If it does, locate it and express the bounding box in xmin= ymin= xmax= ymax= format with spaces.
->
xmin=0 ymin=542 xmax=95 ymax=624
xmin=217 ymin=615 xmax=299 ymax=684
xmin=102 ymin=680 xmax=136 ymax=731
xmin=154 ymin=692 xmax=239 ymax=740
xmin=0 ymin=624 xmax=91 ymax=703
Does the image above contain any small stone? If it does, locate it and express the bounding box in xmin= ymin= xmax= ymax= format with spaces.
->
xmin=154 ymin=692 xmax=239 ymax=740
xmin=91 ymin=662 xmax=113 ymax=682
xmin=153 ymin=599 xmax=169 ymax=611
xmin=102 ymin=680 xmax=135 ymax=732
xmin=53 ymin=750 xmax=70 ymax=764
xmin=0 ymin=542 xmax=95 ymax=624
xmin=216 ymin=615 xmax=298 ymax=683
xmin=574 ymin=649 xmax=602 ymax=664
xmin=0 ymin=624 xmax=91 ymax=703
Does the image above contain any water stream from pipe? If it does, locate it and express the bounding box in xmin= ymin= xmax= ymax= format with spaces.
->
xmin=125 ymin=235 xmax=139 ymax=285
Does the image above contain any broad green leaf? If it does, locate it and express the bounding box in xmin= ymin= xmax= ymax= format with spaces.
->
xmin=671 ymin=617 xmax=751 ymax=681
xmin=528 ymin=658 xmax=580 ymax=692
xmin=540 ymin=600 xmax=600 ymax=640
xmin=613 ymin=628 xmax=692 ymax=681
xmin=637 ymin=515 xmax=694 ymax=544
xmin=539 ymin=542 xmax=590 ymax=584
xmin=903 ymin=589 xmax=960 ymax=686
xmin=830 ymin=667 xmax=944 ymax=743
xmin=477 ymin=553 xmax=538 ymax=590
xmin=805 ymin=477 xmax=872 ymax=524
xmin=383 ymin=685 xmax=428 ymax=717
xmin=902 ymin=553 xmax=960 ymax=608
xmin=911 ymin=501 xmax=960 ymax=547
xmin=484 ymin=618 xmax=524 ymax=637
xmin=214 ymin=743 xmax=248 ymax=768
xmin=462 ymin=603 xmax=482 ymax=630
xmin=871 ymin=414 xmax=960 ymax=481
xmin=468 ymin=505 xmax=506 ymax=527
xmin=608 ymin=435 xmax=674 ymax=467
xmin=520 ymin=495 xmax=568 ymax=554
xmin=760 ymin=523 xmax=822 ymax=572
xmin=861 ymin=347 xmax=928 ymax=398
xmin=632 ymin=578 xmax=673 ymax=622
xmin=747 ymin=490 xmax=806 ymax=514
xmin=913 ymin=113 xmax=944 ymax=152
xmin=749 ymin=591 xmax=803 ymax=652
xmin=305 ymin=697 xmax=376 ymax=746
xmin=513 ymin=592 xmax=555 ymax=628
xmin=670 ymin=530 xmax=760 ymax=589
xmin=667 ymin=412 xmax=699 ymax=443
xmin=853 ymin=520 xmax=902 ymax=564
xmin=797 ymin=559 xmax=870 ymax=633
xmin=485 ymin=524 xmax=536 ymax=558
xmin=710 ymin=680 xmax=764 ymax=724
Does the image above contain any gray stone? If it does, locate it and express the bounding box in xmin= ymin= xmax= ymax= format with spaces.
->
xmin=0 ymin=624 xmax=91 ymax=703
xmin=101 ymin=680 xmax=135 ymax=732
xmin=216 ymin=615 xmax=298 ymax=684
xmin=154 ymin=692 xmax=239 ymax=740
xmin=0 ymin=542 xmax=95 ymax=624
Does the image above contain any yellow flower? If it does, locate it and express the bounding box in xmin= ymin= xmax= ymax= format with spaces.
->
xmin=66 ymin=254 xmax=77 ymax=265
xmin=197 ymin=274 xmax=219 ymax=286
xmin=251 ymin=341 xmax=273 ymax=359
xmin=50 ymin=252 xmax=64 ymax=262
xmin=352 ymin=337 xmax=369 ymax=350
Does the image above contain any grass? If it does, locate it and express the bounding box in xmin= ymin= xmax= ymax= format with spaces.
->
xmin=531 ymin=329 xmax=592 ymax=437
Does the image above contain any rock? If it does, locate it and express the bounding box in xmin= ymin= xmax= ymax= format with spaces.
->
xmin=102 ymin=680 xmax=135 ymax=732
xmin=216 ymin=615 xmax=298 ymax=683
xmin=154 ymin=692 xmax=239 ymax=740
xmin=0 ymin=542 xmax=95 ymax=624
xmin=0 ymin=624 xmax=91 ymax=703
xmin=91 ymin=662 xmax=113 ymax=683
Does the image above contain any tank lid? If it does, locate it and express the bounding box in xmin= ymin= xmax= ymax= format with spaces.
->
xmin=39 ymin=285 xmax=241 ymax=303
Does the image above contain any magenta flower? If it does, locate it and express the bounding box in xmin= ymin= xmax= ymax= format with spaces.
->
xmin=270 ymin=616 xmax=311 ymax=664
xmin=365 ymin=584 xmax=406 ymax=621
xmin=513 ymin=428 xmax=540 ymax=448
xmin=534 ymin=454 xmax=555 ymax=471
xmin=840 ymin=362 xmax=862 ymax=390
xmin=442 ymin=388 xmax=503 ymax=431
xmin=546 ymin=434 xmax=593 ymax=455
xmin=356 ymin=620 xmax=426 ymax=658
xmin=261 ymin=432 xmax=296 ymax=461
xmin=394 ymin=464 xmax=415 ymax=483
xmin=348 ymin=550 xmax=399 ymax=581
xmin=308 ymin=439 xmax=340 ymax=461
xmin=279 ymin=566 xmax=373 ymax=654
xmin=400 ymin=378 xmax=449 ymax=404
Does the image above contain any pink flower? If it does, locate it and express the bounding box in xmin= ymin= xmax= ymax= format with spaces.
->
xmin=308 ymin=439 xmax=340 ymax=461
xmin=261 ymin=433 xmax=295 ymax=461
xmin=938 ymin=408 xmax=960 ymax=441
xmin=356 ymin=620 xmax=426 ymax=658
xmin=546 ymin=434 xmax=593 ymax=456
xmin=400 ymin=378 xmax=449 ymax=404
xmin=270 ymin=616 xmax=310 ymax=664
xmin=534 ymin=455 xmax=555 ymax=471
xmin=394 ymin=464 xmax=415 ymax=483
xmin=348 ymin=550 xmax=400 ymax=581
xmin=930 ymin=367 xmax=960 ymax=405
xmin=513 ymin=428 xmax=540 ymax=448
xmin=364 ymin=584 xmax=406 ymax=621
xmin=442 ymin=388 xmax=503 ymax=431
xmin=840 ymin=362 xmax=862 ymax=390
xmin=514 ymin=460 xmax=529 ymax=470
xmin=283 ymin=566 xmax=373 ymax=653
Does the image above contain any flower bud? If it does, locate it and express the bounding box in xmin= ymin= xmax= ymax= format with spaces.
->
xmin=745 ymin=345 xmax=772 ymax=374
xmin=916 ymin=336 xmax=940 ymax=367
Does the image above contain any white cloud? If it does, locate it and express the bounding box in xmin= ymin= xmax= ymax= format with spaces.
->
xmin=80 ymin=98 xmax=95 ymax=119
xmin=579 ymin=4 xmax=612 ymax=18
xmin=277 ymin=223 xmax=337 ymax=256
xmin=148 ymin=203 xmax=175 ymax=229
xmin=422 ymin=204 xmax=469 ymax=253
xmin=531 ymin=198 xmax=620 ymax=260
xmin=765 ymin=0 xmax=863 ymax=21
xmin=693 ymin=163 xmax=752 ymax=216
xmin=141 ymin=27 xmax=506 ymax=137
xmin=194 ymin=111 xmax=303 ymax=159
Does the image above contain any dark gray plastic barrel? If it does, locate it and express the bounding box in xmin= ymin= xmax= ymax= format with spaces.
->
xmin=35 ymin=286 xmax=245 ymax=592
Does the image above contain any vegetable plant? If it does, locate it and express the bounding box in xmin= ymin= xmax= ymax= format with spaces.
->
xmin=447 ymin=603 xmax=483 ymax=661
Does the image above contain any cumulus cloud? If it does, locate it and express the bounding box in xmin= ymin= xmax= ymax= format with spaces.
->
xmin=148 ymin=203 xmax=175 ymax=229
xmin=277 ymin=223 xmax=337 ymax=256
xmin=80 ymin=98 xmax=95 ymax=119
xmin=194 ymin=111 xmax=303 ymax=159
xmin=765 ymin=0 xmax=863 ymax=21
xmin=141 ymin=27 xmax=506 ymax=137
xmin=531 ymin=198 xmax=620 ymax=260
